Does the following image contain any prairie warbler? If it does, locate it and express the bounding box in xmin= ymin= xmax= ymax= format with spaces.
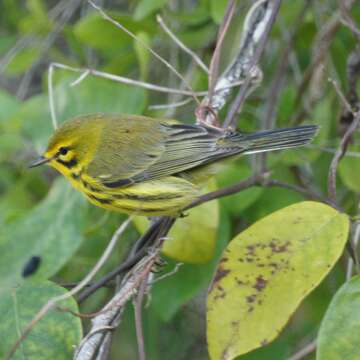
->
xmin=30 ymin=114 xmax=317 ymax=215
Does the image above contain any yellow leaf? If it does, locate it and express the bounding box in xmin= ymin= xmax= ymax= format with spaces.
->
xmin=207 ymin=201 xmax=349 ymax=360
xmin=133 ymin=181 xmax=219 ymax=263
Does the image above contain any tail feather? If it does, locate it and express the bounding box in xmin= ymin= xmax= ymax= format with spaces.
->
xmin=239 ymin=125 xmax=318 ymax=155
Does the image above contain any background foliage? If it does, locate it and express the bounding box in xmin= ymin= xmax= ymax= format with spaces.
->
xmin=0 ymin=0 xmax=359 ymax=359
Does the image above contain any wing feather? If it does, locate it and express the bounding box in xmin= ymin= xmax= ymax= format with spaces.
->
xmin=86 ymin=116 xmax=240 ymax=187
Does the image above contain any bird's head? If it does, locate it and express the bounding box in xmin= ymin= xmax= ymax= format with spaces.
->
xmin=29 ymin=114 xmax=103 ymax=176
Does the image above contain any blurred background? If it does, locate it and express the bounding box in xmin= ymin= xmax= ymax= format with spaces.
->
xmin=0 ymin=0 xmax=359 ymax=359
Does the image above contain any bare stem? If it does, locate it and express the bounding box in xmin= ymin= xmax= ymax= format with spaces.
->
xmin=207 ymin=0 xmax=236 ymax=107
xmin=133 ymin=278 xmax=148 ymax=360
xmin=287 ymin=339 xmax=317 ymax=360
xmin=88 ymin=0 xmax=200 ymax=105
xmin=346 ymin=221 xmax=360 ymax=279
xmin=47 ymin=62 xmax=247 ymax=127
xmin=328 ymin=110 xmax=360 ymax=202
xmin=156 ymin=15 xmax=209 ymax=74
xmin=223 ymin=0 xmax=282 ymax=129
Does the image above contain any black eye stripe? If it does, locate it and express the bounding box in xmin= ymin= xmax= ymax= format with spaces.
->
xmin=56 ymin=158 xmax=78 ymax=169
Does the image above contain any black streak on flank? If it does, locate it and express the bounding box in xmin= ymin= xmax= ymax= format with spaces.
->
xmin=113 ymin=192 xmax=183 ymax=201
xmin=57 ymin=157 xmax=78 ymax=169
xmin=81 ymin=179 xmax=99 ymax=193
xmin=102 ymin=178 xmax=134 ymax=188
xmin=22 ymin=256 xmax=42 ymax=277
xmin=71 ymin=173 xmax=80 ymax=180
xmin=87 ymin=193 xmax=113 ymax=205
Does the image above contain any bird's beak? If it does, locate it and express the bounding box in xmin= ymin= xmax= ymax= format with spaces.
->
xmin=28 ymin=156 xmax=52 ymax=168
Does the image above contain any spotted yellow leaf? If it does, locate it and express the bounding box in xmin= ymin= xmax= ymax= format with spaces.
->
xmin=207 ymin=201 xmax=349 ymax=360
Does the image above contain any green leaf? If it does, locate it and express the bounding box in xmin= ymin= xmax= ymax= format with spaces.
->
xmin=74 ymin=12 xmax=154 ymax=50
xmin=53 ymin=75 xmax=147 ymax=125
xmin=4 ymin=46 xmax=40 ymax=75
xmin=317 ymin=275 xmax=360 ymax=360
xmin=0 ymin=178 xmax=87 ymax=296
xmin=0 ymin=90 xmax=20 ymax=123
xmin=18 ymin=0 xmax=52 ymax=34
xmin=11 ymin=93 xmax=52 ymax=151
xmin=277 ymin=85 xmax=296 ymax=127
xmin=338 ymin=145 xmax=360 ymax=193
xmin=150 ymin=211 xmax=231 ymax=321
xmin=133 ymin=181 xmax=219 ymax=263
xmin=207 ymin=201 xmax=349 ymax=360
xmin=0 ymin=281 xmax=82 ymax=359
xmin=173 ymin=5 xmax=212 ymax=26
xmin=178 ymin=22 xmax=217 ymax=49
xmin=216 ymin=161 xmax=263 ymax=216
xmin=280 ymin=97 xmax=333 ymax=165
xmin=0 ymin=180 xmax=35 ymax=225
xmin=133 ymin=31 xmax=150 ymax=80
xmin=0 ymin=133 xmax=25 ymax=162
xmin=210 ymin=0 xmax=228 ymax=24
xmin=244 ymin=186 xmax=304 ymax=224
xmin=133 ymin=0 xmax=169 ymax=21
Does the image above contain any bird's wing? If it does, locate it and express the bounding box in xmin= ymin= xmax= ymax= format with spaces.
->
xmin=130 ymin=123 xmax=234 ymax=183
xmin=86 ymin=115 xmax=166 ymax=187
xmin=87 ymin=116 xmax=241 ymax=188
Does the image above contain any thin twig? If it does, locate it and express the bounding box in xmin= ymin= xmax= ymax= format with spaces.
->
xmin=263 ymin=0 xmax=313 ymax=130
xmin=259 ymin=0 xmax=313 ymax=172
xmin=5 ymin=218 xmax=132 ymax=360
xmin=77 ymin=217 xmax=175 ymax=303
xmin=47 ymin=62 xmax=247 ymax=127
xmin=293 ymin=0 xmax=356 ymax=121
xmin=156 ymin=15 xmax=209 ymax=74
xmin=338 ymin=0 xmax=360 ymax=43
xmin=207 ymin=0 xmax=236 ymax=106
xmin=47 ymin=62 xmax=196 ymax=127
xmin=48 ymin=63 xmax=57 ymax=129
xmin=0 ymin=0 xmax=68 ymax=73
xmin=133 ymin=278 xmax=148 ymax=360
xmin=328 ymin=110 xmax=360 ymax=202
xmin=185 ymin=173 xmax=268 ymax=210
xmin=148 ymin=97 xmax=193 ymax=110
xmin=306 ymin=143 xmax=360 ymax=158
xmin=88 ymin=0 xmax=200 ymax=105
xmin=346 ymin=221 xmax=360 ymax=279
xmin=264 ymin=179 xmax=330 ymax=204
xmin=328 ymin=77 xmax=353 ymax=113
xmin=287 ymin=339 xmax=317 ymax=360
xmin=16 ymin=0 xmax=82 ymax=100
xmin=150 ymin=262 xmax=183 ymax=284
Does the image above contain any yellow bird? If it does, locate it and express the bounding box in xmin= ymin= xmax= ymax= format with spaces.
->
xmin=30 ymin=114 xmax=317 ymax=216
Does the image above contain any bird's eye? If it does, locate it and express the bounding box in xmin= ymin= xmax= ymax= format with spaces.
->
xmin=59 ymin=147 xmax=68 ymax=156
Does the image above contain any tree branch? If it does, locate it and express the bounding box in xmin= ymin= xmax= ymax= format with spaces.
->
xmin=74 ymin=242 xmax=162 ymax=360
xmin=223 ymin=0 xmax=282 ymax=129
